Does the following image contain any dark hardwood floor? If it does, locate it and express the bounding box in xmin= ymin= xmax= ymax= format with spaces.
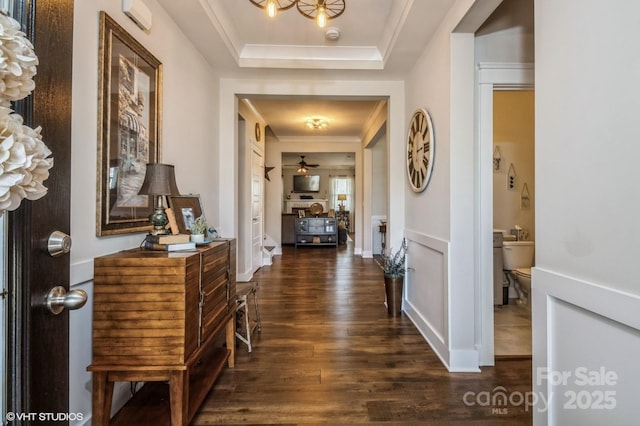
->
xmin=193 ymin=243 xmax=533 ymax=425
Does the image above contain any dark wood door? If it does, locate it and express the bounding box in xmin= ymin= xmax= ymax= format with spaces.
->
xmin=6 ymin=0 xmax=75 ymax=422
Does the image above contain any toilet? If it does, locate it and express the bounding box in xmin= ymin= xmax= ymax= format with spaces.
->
xmin=502 ymin=241 xmax=534 ymax=304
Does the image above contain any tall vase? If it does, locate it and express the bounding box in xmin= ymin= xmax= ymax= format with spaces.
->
xmin=384 ymin=275 xmax=404 ymax=317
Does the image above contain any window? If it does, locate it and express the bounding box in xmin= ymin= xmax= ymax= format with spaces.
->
xmin=329 ymin=176 xmax=354 ymax=231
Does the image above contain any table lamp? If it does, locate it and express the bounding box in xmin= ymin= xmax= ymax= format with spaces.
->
xmin=138 ymin=163 xmax=180 ymax=235
xmin=337 ymin=194 xmax=347 ymax=211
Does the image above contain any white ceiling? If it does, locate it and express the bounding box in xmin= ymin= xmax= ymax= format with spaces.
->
xmin=154 ymin=0 xmax=456 ymax=165
xmin=245 ymin=97 xmax=384 ymax=140
xmin=156 ymin=0 xmax=454 ymax=79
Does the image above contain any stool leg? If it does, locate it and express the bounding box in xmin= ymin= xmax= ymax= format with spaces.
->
xmin=235 ymin=298 xmax=250 ymax=351
xmin=252 ymin=287 xmax=262 ymax=332
xmin=244 ymin=298 xmax=252 ymax=352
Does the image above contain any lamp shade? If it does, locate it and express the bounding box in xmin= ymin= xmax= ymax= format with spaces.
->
xmin=337 ymin=194 xmax=347 ymax=201
xmin=138 ymin=163 xmax=180 ymax=196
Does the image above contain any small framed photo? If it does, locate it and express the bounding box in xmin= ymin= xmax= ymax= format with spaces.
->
xmin=298 ymin=209 xmax=306 ymax=218
xmin=168 ymin=195 xmax=203 ymax=234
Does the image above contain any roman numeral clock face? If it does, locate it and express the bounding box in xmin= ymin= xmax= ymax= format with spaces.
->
xmin=406 ymin=108 xmax=435 ymax=192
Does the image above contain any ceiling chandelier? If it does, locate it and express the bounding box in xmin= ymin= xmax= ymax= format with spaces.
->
xmin=305 ymin=117 xmax=328 ymax=130
xmin=249 ymin=0 xmax=346 ymax=28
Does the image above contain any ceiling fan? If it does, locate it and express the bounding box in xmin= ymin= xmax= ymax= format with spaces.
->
xmin=287 ymin=155 xmax=319 ymax=172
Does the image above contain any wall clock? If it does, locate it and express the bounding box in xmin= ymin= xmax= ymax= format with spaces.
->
xmin=406 ymin=108 xmax=434 ymax=192
xmin=255 ymin=123 xmax=261 ymax=142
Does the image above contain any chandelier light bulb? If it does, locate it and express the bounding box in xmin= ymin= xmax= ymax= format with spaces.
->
xmin=266 ymin=0 xmax=277 ymax=17
xmin=316 ymin=5 xmax=327 ymax=28
xmin=249 ymin=0 xmax=345 ymax=29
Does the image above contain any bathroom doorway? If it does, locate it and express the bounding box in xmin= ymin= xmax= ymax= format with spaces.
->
xmin=477 ymin=62 xmax=534 ymax=365
xmin=492 ymin=89 xmax=535 ymax=357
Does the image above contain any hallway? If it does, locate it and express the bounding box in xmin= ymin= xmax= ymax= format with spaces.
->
xmin=193 ymin=244 xmax=533 ymax=424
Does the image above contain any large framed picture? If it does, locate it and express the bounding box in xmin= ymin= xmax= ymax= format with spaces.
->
xmin=168 ymin=195 xmax=204 ymax=234
xmin=96 ymin=11 xmax=163 ymax=236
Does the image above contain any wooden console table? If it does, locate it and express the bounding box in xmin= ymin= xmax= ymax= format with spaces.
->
xmin=295 ymin=217 xmax=338 ymax=247
xmin=88 ymin=239 xmax=236 ymax=425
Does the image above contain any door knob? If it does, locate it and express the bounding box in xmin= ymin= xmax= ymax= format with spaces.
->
xmin=45 ymin=286 xmax=88 ymax=315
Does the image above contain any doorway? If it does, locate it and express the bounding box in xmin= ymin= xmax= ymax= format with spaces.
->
xmin=281 ymin=152 xmax=356 ymax=246
xmin=237 ymin=114 xmax=266 ymax=281
xmin=477 ymin=63 xmax=534 ymax=365
xmin=221 ymin=88 xmax=398 ymax=262
xmin=250 ymin=146 xmax=264 ymax=271
xmin=492 ymin=90 xmax=535 ymax=357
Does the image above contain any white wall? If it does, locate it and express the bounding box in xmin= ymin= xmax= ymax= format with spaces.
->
xmin=370 ymin=127 xmax=387 ymax=218
xmin=533 ymin=0 xmax=640 ymax=423
xmin=402 ymin=0 xmax=493 ymax=372
xmin=264 ymin=128 xmax=283 ymax=253
xmin=475 ymin=0 xmax=534 ymax=64
xmin=370 ymin=126 xmax=387 ymax=255
xmin=70 ymin=2 xmax=219 ymax=423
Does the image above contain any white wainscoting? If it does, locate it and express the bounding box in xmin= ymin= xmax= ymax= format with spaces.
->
xmin=403 ymin=229 xmax=451 ymax=369
xmin=532 ymin=268 xmax=640 ymax=425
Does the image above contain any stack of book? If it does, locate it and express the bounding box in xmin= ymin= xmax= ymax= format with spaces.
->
xmin=143 ymin=234 xmax=196 ymax=252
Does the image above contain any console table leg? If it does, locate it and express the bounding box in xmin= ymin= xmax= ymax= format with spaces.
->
xmin=169 ymin=370 xmax=189 ymax=425
xmin=226 ymin=317 xmax=235 ymax=368
xmin=91 ymin=371 xmax=113 ymax=426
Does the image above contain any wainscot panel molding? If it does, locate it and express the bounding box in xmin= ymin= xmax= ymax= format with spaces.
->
xmin=403 ymin=229 xmax=456 ymax=370
xmin=532 ymin=268 xmax=640 ymax=425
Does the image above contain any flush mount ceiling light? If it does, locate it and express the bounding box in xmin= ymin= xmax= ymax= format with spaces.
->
xmin=305 ymin=117 xmax=329 ymax=130
xmin=249 ymin=0 xmax=345 ymax=28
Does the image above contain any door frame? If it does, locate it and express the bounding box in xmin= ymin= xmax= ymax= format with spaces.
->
xmin=5 ymin=0 xmax=75 ymax=417
xmin=250 ymin=143 xmax=264 ymax=274
xmin=477 ymin=62 xmax=534 ymax=365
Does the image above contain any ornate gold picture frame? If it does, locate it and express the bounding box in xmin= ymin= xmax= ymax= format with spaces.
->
xmin=96 ymin=12 xmax=163 ymax=236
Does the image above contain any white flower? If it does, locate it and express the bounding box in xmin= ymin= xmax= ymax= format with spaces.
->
xmin=0 ymin=13 xmax=38 ymax=105
xmin=0 ymin=107 xmax=52 ymax=211
xmin=0 ymin=14 xmax=48 ymax=213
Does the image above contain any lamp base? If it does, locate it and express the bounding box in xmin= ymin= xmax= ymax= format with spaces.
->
xmin=149 ymin=206 xmax=169 ymax=235
xmin=150 ymin=227 xmax=168 ymax=236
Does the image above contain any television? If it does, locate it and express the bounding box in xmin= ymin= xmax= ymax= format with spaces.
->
xmin=293 ymin=175 xmax=320 ymax=193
